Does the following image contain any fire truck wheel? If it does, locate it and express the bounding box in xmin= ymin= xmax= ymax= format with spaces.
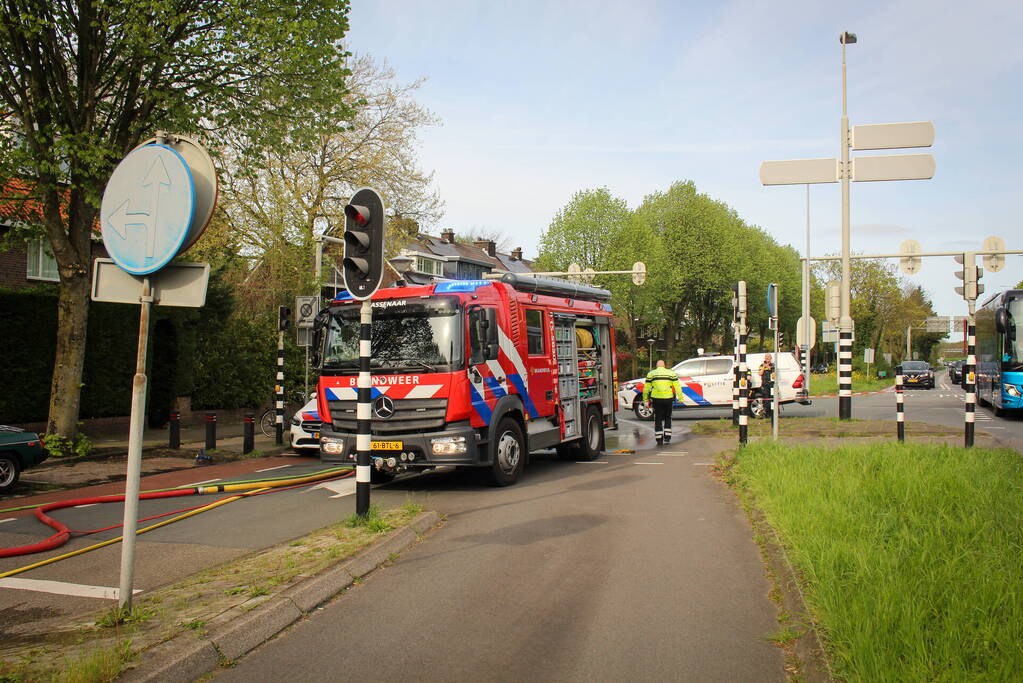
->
xmin=487 ymin=417 xmax=525 ymax=486
xmin=577 ymin=406 xmax=604 ymax=461
xmin=632 ymin=400 xmax=654 ymax=421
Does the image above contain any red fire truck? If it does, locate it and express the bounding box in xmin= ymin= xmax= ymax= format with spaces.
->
xmin=313 ymin=274 xmax=618 ymax=486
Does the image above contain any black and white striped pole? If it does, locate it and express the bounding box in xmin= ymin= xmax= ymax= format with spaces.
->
xmin=276 ymin=306 xmax=290 ymax=446
xmin=965 ymin=317 xmax=976 ymax=448
xmin=736 ymin=281 xmax=749 ymax=446
xmin=731 ymin=289 xmax=739 ymax=426
xmin=356 ymin=300 xmax=373 ymax=513
xmin=342 ymin=188 xmax=387 ymax=516
xmin=895 ymin=370 xmax=904 ymax=442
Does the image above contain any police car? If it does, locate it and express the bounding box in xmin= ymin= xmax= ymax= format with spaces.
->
xmin=618 ymin=353 xmax=808 ymax=420
xmin=289 ymin=396 xmax=321 ymax=452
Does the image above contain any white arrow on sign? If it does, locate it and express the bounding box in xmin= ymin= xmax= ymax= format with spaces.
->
xmin=852 ymin=154 xmax=935 ymax=182
xmin=759 ymin=158 xmax=839 ymax=186
xmin=106 ymin=156 xmax=171 ymax=261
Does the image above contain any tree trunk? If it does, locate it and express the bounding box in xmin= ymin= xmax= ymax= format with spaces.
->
xmin=47 ymin=269 xmax=90 ymax=437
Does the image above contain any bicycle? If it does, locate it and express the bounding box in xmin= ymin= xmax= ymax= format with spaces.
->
xmin=258 ymin=390 xmax=316 ymax=438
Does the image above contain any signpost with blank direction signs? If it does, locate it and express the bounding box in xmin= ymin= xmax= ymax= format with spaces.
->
xmin=96 ymin=132 xmax=216 ymax=610
xmin=759 ymin=31 xmax=936 ymax=420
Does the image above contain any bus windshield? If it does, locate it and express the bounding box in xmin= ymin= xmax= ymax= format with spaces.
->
xmin=1005 ymin=298 xmax=1023 ymax=371
xmin=321 ymin=296 xmax=463 ymax=372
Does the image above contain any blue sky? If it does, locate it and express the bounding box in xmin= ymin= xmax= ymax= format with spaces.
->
xmin=346 ymin=0 xmax=1023 ymax=317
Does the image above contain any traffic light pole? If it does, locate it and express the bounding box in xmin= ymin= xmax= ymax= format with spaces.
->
xmin=356 ymin=299 xmax=373 ymax=515
xmin=276 ymin=329 xmax=284 ymax=445
xmin=965 ymin=302 xmax=976 ymax=448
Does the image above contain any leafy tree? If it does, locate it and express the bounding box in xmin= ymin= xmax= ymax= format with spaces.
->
xmin=0 ymin=0 xmax=356 ymax=437
xmin=534 ymin=188 xmax=630 ymax=273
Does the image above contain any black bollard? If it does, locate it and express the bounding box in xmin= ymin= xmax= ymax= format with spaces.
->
xmin=205 ymin=412 xmax=217 ymax=451
xmin=169 ymin=410 xmax=180 ymax=449
xmin=243 ymin=413 xmax=254 ymax=454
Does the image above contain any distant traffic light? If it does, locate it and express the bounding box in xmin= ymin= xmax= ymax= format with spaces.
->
xmin=953 ymin=254 xmax=984 ymax=301
xmin=342 ymin=188 xmax=386 ymax=300
xmin=278 ymin=305 xmax=292 ymax=331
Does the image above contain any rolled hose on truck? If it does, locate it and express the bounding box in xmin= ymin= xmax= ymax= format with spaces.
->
xmin=0 ymin=467 xmax=353 ymax=577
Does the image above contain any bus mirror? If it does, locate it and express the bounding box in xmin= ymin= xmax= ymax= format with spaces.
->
xmin=995 ymin=307 xmax=1008 ymax=334
xmin=894 ymin=365 xmax=902 ymax=376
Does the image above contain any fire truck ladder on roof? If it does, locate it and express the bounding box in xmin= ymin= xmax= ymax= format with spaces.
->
xmin=499 ymin=273 xmax=612 ymax=303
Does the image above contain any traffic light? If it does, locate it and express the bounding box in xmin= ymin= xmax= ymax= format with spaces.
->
xmin=278 ymin=305 xmax=291 ymax=331
xmin=342 ymin=188 xmax=386 ymax=300
xmin=954 ymin=253 xmax=985 ymax=301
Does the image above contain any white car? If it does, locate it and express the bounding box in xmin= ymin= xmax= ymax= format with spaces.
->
xmin=290 ymin=396 xmax=321 ymax=451
xmin=618 ymin=353 xmax=808 ymax=420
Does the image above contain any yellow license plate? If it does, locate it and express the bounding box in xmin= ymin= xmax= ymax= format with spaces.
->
xmin=371 ymin=440 xmax=403 ymax=450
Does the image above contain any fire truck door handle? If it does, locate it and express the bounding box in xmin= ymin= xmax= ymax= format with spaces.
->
xmin=496 ymin=376 xmax=505 ymax=383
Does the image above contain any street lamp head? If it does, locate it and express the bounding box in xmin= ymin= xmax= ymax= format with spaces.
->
xmin=839 ymin=31 xmax=857 ymax=45
xmin=389 ymin=253 xmax=413 ymax=274
xmin=646 ymin=338 xmax=656 ymax=345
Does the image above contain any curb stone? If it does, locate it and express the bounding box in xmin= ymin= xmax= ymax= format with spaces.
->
xmin=119 ymin=510 xmax=441 ymax=682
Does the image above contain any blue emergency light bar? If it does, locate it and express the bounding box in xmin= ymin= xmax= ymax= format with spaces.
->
xmin=434 ymin=280 xmax=493 ymax=294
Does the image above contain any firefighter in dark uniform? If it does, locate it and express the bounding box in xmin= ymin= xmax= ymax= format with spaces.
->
xmin=643 ymin=360 xmax=684 ymax=446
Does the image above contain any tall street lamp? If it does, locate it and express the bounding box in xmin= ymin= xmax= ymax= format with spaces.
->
xmin=647 ymin=338 xmax=656 ymax=371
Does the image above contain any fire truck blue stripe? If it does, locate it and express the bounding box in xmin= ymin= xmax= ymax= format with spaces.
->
xmin=680 ymin=386 xmax=711 ymax=406
xmin=483 ymin=376 xmax=507 ymax=399
xmin=468 ymin=383 xmax=493 ymax=423
xmin=506 ymin=373 xmax=539 ymax=418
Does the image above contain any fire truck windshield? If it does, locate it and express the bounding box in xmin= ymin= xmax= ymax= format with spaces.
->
xmin=321 ymin=297 xmax=462 ymax=372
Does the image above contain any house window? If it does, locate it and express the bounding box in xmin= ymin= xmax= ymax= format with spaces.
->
xmin=415 ymin=255 xmax=443 ymax=276
xmin=456 ymin=262 xmax=487 ymax=280
xmin=26 ymin=238 xmax=59 ymax=281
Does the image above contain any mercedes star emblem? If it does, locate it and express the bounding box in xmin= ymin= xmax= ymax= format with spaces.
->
xmin=374 ymin=395 xmax=395 ymax=419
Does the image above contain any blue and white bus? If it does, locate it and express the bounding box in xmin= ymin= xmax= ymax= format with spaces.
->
xmin=975 ymin=289 xmax=1023 ymax=415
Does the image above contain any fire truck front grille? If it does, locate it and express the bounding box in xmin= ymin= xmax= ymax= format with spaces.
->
xmin=327 ymin=398 xmax=448 ymax=434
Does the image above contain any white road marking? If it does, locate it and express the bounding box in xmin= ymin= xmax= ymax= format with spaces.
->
xmin=0 ymin=578 xmax=141 ymax=600
xmin=305 ymin=479 xmax=357 ymax=498
xmin=185 ymin=478 xmax=222 ymax=486
xmin=255 ymin=465 xmax=291 ymax=472
xmin=74 ymin=503 xmax=99 ymax=509
xmin=0 ymin=518 xmax=15 ymax=524
xmin=634 ymin=462 xmax=665 ymax=465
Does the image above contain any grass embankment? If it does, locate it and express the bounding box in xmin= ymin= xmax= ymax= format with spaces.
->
xmin=0 ymin=502 xmax=426 ymax=683
xmin=722 ymin=442 xmax=1023 ymax=680
xmin=807 ymin=372 xmax=892 ymax=395
xmin=693 ymin=416 xmax=960 ymax=439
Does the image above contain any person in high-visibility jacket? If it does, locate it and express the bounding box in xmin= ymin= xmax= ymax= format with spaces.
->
xmin=643 ymin=360 xmax=684 ymax=445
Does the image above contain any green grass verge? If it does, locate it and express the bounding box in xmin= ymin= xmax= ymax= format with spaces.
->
xmin=723 ymin=441 xmax=1023 ymax=680
xmin=808 ymin=372 xmax=893 ymax=395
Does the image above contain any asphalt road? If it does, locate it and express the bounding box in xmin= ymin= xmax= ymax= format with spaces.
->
xmin=214 ymin=427 xmax=783 ymax=682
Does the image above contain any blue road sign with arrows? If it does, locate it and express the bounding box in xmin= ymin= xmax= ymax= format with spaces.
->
xmin=100 ymin=144 xmax=195 ymax=275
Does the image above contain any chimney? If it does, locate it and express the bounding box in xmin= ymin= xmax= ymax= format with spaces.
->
xmin=511 ymin=247 xmax=522 ymax=261
xmin=474 ymin=239 xmax=497 ymax=257
xmin=440 ymin=228 xmax=455 ymax=243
